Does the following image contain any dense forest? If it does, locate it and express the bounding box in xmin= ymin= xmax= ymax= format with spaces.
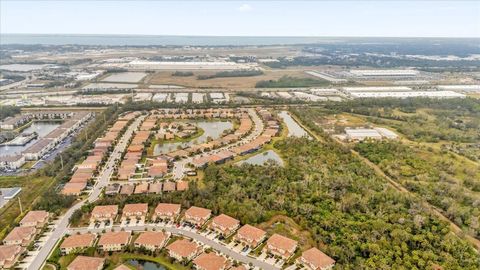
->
xmin=355 ymin=140 xmax=480 ymax=238
xmin=0 ymin=105 xmax=21 ymax=121
xmin=87 ymin=136 xmax=479 ymax=269
xmin=197 ymin=69 xmax=263 ymax=80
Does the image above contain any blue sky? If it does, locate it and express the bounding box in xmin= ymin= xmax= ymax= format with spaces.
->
xmin=1 ymin=1 xmax=479 ymax=37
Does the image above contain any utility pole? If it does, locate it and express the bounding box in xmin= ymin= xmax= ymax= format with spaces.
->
xmin=18 ymin=197 xmax=23 ymax=214
xmin=60 ymin=154 xmax=64 ymax=170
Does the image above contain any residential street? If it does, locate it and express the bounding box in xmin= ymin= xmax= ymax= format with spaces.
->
xmin=25 ymin=115 xmax=145 ymax=270
xmin=68 ymin=223 xmax=280 ymax=270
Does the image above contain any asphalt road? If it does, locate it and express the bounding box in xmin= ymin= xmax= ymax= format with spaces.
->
xmin=26 ymin=116 xmax=145 ymax=270
xmin=68 ymin=223 xmax=279 ymax=270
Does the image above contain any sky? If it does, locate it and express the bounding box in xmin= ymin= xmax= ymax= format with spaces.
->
xmin=1 ymin=0 xmax=479 ymax=38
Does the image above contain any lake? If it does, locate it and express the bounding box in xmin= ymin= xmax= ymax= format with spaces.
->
xmin=236 ymin=150 xmax=284 ymax=166
xmin=127 ymin=259 xmax=166 ymax=270
xmin=0 ymin=122 xmax=60 ymax=157
xmin=153 ymin=120 xmax=233 ymax=155
xmin=278 ymin=111 xmax=311 ymax=138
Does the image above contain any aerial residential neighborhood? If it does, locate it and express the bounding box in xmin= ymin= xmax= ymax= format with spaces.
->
xmin=0 ymin=1 xmax=479 ymax=270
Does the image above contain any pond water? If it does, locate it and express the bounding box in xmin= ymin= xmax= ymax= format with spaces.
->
xmin=153 ymin=120 xmax=233 ymax=155
xmin=236 ymin=150 xmax=284 ymax=166
xmin=0 ymin=121 xmax=60 ymax=157
xmin=278 ymin=111 xmax=311 ymax=138
xmin=127 ymin=259 xmax=167 ymax=270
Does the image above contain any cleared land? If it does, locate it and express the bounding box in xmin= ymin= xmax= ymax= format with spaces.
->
xmin=148 ymin=68 xmax=312 ymax=89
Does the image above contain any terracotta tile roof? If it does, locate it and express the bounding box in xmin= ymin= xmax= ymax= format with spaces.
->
xmin=91 ymin=205 xmax=118 ymax=218
xmin=134 ymin=183 xmax=149 ymax=194
xmin=120 ymin=184 xmax=134 ymax=195
xmin=134 ymin=231 xmax=168 ymax=247
xmin=211 ymin=214 xmax=240 ymax=232
xmin=98 ymin=231 xmax=130 ymax=246
xmin=162 ymin=181 xmax=176 ymax=192
xmin=123 ymin=203 xmax=148 ymax=215
xmin=67 ymin=256 xmax=105 ymax=270
xmin=154 ymin=203 xmax=181 ymax=216
xmin=176 ymin=180 xmax=189 ymax=191
xmin=266 ymin=234 xmax=298 ymax=254
xmin=114 ymin=264 xmax=131 ymax=270
xmin=166 ymin=239 xmax=200 ymax=258
xmin=236 ymin=225 xmax=266 ymax=245
xmin=3 ymin=226 xmax=36 ymax=243
xmin=193 ymin=252 xmax=228 ymax=270
xmin=299 ymin=247 xmax=335 ymax=270
xmin=61 ymin=234 xmax=96 ymax=249
xmin=0 ymin=245 xmax=23 ymax=266
xmin=185 ymin=206 xmax=211 ymax=220
xmin=148 ymin=183 xmax=163 ymax=194
xmin=19 ymin=210 xmax=48 ymax=226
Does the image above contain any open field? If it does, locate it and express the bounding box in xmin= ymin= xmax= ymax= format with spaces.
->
xmin=0 ymin=175 xmax=55 ymax=238
xmin=147 ymin=68 xmax=312 ymax=89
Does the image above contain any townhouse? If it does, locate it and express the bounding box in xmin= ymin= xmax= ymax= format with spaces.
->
xmin=67 ymin=256 xmax=105 ymax=270
xmin=0 ymin=245 xmax=25 ymax=269
xmin=19 ymin=210 xmax=49 ymax=228
xmin=184 ymin=206 xmax=212 ymax=227
xmin=209 ymin=214 xmax=240 ymax=237
xmin=121 ymin=203 xmax=148 ymax=223
xmin=166 ymin=239 xmax=202 ymax=262
xmin=97 ymin=231 xmax=131 ymax=251
xmin=152 ymin=203 xmax=181 ymax=222
xmin=134 ymin=231 xmax=169 ymax=251
xmin=3 ymin=226 xmax=36 ymax=246
xmin=60 ymin=233 xmax=96 ymax=254
xmin=265 ymin=234 xmax=298 ymax=260
xmin=296 ymin=247 xmax=336 ymax=270
xmin=234 ymin=225 xmax=267 ymax=249
xmin=90 ymin=205 xmax=118 ymax=224
xmin=193 ymin=252 xmax=229 ymax=270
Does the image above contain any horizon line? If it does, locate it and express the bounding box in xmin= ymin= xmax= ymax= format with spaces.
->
xmin=2 ymin=33 xmax=480 ymax=39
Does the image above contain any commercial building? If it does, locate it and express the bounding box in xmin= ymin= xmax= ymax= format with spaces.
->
xmin=349 ymin=91 xmax=465 ymax=99
xmin=0 ymin=155 xmax=25 ymax=170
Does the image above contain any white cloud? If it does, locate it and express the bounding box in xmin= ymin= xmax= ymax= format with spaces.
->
xmin=238 ymin=4 xmax=252 ymax=12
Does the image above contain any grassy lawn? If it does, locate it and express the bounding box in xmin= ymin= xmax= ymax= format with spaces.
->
xmin=0 ymin=175 xmax=54 ymax=239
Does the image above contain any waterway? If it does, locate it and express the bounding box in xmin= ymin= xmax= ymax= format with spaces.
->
xmin=127 ymin=259 xmax=167 ymax=270
xmin=236 ymin=150 xmax=284 ymax=166
xmin=153 ymin=120 xmax=233 ymax=155
xmin=278 ymin=111 xmax=311 ymax=138
xmin=0 ymin=122 xmax=60 ymax=157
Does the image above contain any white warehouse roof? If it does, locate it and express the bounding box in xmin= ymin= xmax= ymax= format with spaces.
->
xmin=350 ymin=69 xmax=419 ymax=76
xmin=350 ymin=91 xmax=466 ymax=99
xmin=343 ymin=86 xmax=412 ymax=92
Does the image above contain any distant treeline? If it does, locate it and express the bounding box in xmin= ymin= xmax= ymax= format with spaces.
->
xmin=172 ymin=71 xmax=194 ymax=77
xmin=0 ymin=105 xmax=21 ymax=121
xmin=197 ymin=69 xmax=263 ymax=80
xmin=255 ymin=75 xmax=329 ymax=88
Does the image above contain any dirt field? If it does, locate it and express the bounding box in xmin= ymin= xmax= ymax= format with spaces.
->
xmin=147 ymin=68 xmax=311 ymax=89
